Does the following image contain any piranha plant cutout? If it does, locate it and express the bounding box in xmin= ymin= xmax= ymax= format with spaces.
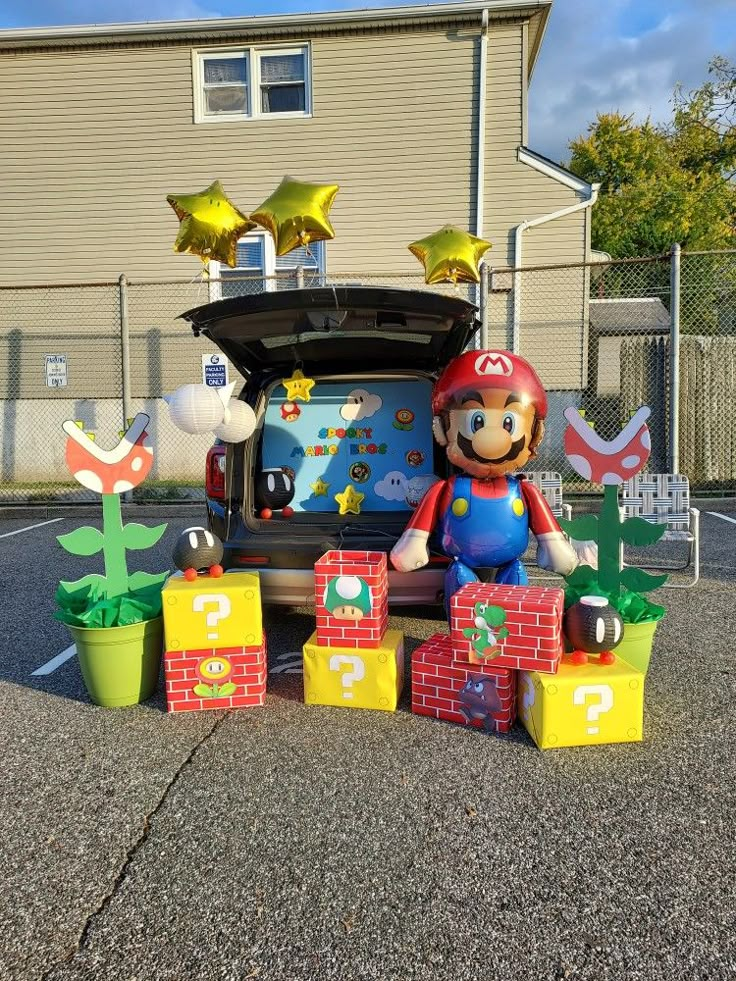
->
xmin=57 ymin=415 xmax=168 ymax=603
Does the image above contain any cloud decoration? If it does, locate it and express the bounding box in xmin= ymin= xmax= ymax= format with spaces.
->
xmin=374 ymin=471 xmax=408 ymax=502
xmin=340 ymin=388 xmax=382 ymax=422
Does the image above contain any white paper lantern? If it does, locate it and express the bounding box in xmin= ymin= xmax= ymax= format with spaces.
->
xmin=166 ymin=384 xmax=225 ymax=434
xmin=213 ymin=400 xmax=257 ymax=443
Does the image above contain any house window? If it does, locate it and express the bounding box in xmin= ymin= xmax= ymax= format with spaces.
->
xmin=211 ymin=232 xmax=325 ymax=299
xmin=194 ymin=45 xmax=310 ymax=122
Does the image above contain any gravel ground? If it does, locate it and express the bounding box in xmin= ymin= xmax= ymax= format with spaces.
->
xmin=0 ymin=503 xmax=734 ymax=981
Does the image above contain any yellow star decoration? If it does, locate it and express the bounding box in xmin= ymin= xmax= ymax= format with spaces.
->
xmin=166 ymin=180 xmax=255 ymax=269
xmin=281 ymin=369 xmax=316 ymax=402
xmin=408 ymin=225 xmax=492 ymax=285
xmin=335 ymin=483 xmax=364 ymax=516
xmin=310 ymin=477 xmax=330 ymax=497
xmin=251 ymin=176 xmax=339 ymax=256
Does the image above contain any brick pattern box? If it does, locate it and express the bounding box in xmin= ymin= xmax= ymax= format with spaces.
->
xmin=449 ymin=582 xmax=564 ymax=673
xmin=303 ymin=629 xmax=404 ymax=712
xmin=518 ymin=655 xmax=645 ymax=750
xmin=411 ymin=633 xmax=516 ymax=733
xmin=164 ymin=634 xmax=267 ymax=714
xmin=314 ymin=550 xmax=388 ymax=649
xmin=162 ymin=570 xmax=262 ymax=652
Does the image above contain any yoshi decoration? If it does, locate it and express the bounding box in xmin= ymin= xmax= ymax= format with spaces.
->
xmin=462 ymin=602 xmax=510 ymax=660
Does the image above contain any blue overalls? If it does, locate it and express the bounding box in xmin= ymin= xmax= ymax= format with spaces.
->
xmin=439 ymin=475 xmax=530 ymax=609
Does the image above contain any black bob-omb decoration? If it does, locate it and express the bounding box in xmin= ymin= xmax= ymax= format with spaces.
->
xmin=564 ymin=596 xmax=624 ymax=665
xmin=173 ymin=526 xmax=225 ymax=581
xmin=255 ymin=468 xmax=295 ymax=519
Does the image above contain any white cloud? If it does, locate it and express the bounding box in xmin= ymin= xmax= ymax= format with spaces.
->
xmin=340 ymin=388 xmax=382 ymax=422
xmin=374 ymin=470 xmax=407 ymax=501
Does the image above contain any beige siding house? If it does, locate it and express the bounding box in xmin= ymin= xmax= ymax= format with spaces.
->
xmin=0 ymin=0 xmax=595 ymax=484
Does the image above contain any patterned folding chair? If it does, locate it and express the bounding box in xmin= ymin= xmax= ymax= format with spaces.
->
xmin=518 ymin=471 xmax=573 ymax=578
xmin=620 ymin=474 xmax=700 ymax=588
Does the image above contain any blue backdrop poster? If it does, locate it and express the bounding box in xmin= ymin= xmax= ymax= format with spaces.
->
xmin=261 ymin=379 xmax=436 ymax=512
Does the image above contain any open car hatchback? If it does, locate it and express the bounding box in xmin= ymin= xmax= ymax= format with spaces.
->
xmin=180 ymin=286 xmax=479 ymax=605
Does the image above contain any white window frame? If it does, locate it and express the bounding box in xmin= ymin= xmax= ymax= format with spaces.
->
xmin=209 ymin=231 xmax=326 ymax=301
xmin=193 ymin=44 xmax=312 ymax=123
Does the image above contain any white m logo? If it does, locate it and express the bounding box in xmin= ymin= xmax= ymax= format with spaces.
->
xmin=474 ymin=352 xmax=513 ymax=377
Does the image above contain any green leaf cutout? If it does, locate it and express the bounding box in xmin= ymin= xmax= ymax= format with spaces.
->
xmin=127 ymin=570 xmax=169 ymax=591
xmin=218 ymin=682 xmax=237 ymax=697
xmin=122 ymin=522 xmax=168 ymax=551
xmin=565 ymin=564 xmax=599 ymax=588
xmin=559 ymin=514 xmax=599 ymax=541
xmin=59 ymin=572 xmax=107 ymax=594
xmin=57 ymin=526 xmax=104 ymax=557
xmin=620 ymin=567 xmax=669 ymax=593
xmin=620 ymin=516 xmax=667 ymax=547
xmin=193 ymin=683 xmax=215 ymax=698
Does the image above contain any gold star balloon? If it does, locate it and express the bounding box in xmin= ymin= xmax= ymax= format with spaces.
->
xmin=409 ymin=225 xmax=492 ymax=285
xmin=166 ymin=180 xmax=255 ymax=269
xmin=251 ymin=176 xmax=339 ymax=257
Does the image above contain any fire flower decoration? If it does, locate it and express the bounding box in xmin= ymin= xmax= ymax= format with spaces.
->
xmin=559 ymin=406 xmax=668 ymax=595
xmin=57 ymin=414 xmax=168 ymax=598
xmin=193 ymin=654 xmax=237 ymax=699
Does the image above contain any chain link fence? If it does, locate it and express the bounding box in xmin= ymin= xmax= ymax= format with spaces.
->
xmin=1 ymin=249 xmax=734 ymax=503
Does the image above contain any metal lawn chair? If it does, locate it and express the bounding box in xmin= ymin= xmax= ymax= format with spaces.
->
xmin=620 ymin=473 xmax=700 ymax=588
xmin=519 ymin=471 xmax=574 ymax=578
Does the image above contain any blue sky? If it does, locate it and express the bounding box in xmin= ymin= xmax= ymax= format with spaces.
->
xmin=0 ymin=0 xmax=734 ymax=162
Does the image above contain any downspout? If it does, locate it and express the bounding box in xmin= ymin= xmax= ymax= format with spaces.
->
xmin=476 ymin=8 xmax=489 ymax=342
xmin=476 ymin=8 xmax=489 ymax=239
xmin=511 ymin=182 xmax=600 ymax=353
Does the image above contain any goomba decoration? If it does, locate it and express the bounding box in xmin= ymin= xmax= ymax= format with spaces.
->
xmin=564 ymin=595 xmax=623 ymax=665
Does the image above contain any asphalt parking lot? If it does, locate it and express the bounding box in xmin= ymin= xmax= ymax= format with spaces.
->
xmin=1 ymin=503 xmax=735 ymax=981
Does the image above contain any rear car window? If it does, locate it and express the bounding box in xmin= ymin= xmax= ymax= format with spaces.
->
xmin=261 ymin=378 xmax=436 ymax=513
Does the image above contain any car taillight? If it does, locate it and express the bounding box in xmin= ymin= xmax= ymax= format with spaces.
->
xmin=206 ymin=446 xmax=226 ymax=499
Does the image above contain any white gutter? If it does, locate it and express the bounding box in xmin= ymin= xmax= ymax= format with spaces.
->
xmin=0 ymin=1 xmax=551 ymax=43
xmin=475 ymin=8 xmax=490 ymax=239
xmin=511 ymin=182 xmax=600 ymax=353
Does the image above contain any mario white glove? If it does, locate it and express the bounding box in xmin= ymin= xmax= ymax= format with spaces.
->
xmin=390 ymin=528 xmax=430 ymax=572
xmin=535 ymin=531 xmax=578 ymax=577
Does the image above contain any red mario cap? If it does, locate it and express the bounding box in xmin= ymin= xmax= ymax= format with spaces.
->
xmin=432 ymin=350 xmax=548 ymax=419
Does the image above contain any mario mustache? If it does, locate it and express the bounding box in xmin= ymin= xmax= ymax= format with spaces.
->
xmin=456 ymin=432 xmax=527 ymax=466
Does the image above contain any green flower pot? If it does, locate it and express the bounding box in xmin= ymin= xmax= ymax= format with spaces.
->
xmin=69 ymin=616 xmax=163 ymax=707
xmin=614 ymin=620 xmax=659 ymax=675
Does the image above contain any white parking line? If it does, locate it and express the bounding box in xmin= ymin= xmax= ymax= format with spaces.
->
xmin=32 ymin=644 xmax=76 ymax=676
xmin=269 ymin=651 xmax=303 ymax=675
xmin=0 ymin=517 xmax=64 ymax=540
xmin=706 ymin=512 xmax=736 ymax=526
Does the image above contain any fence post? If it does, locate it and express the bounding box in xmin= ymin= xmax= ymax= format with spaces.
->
xmin=296 ymin=265 xmax=305 ymax=289
xmin=479 ymin=262 xmax=489 ymax=348
xmin=669 ymin=244 xmax=681 ymax=474
xmin=118 ymin=274 xmax=132 ymax=431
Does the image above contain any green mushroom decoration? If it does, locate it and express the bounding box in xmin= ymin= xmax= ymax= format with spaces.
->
xmin=462 ymin=602 xmax=510 ymax=660
xmin=323 ymin=575 xmax=373 ymax=622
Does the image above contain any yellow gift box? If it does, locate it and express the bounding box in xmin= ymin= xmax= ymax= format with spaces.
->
xmin=519 ymin=655 xmax=645 ymax=750
xmin=163 ymin=571 xmax=262 ymax=651
xmin=303 ymin=629 xmax=404 ymax=711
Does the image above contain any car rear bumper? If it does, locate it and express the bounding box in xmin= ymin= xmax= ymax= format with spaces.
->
xmin=253 ymin=566 xmax=445 ymax=607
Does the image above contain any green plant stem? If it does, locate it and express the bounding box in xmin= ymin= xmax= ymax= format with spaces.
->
xmin=101 ymin=493 xmax=129 ymax=598
xmin=597 ymin=484 xmax=622 ymax=595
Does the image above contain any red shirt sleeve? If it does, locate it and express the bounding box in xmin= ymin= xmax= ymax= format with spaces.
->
xmin=402 ymin=478 xmax=449 ymax=535
xmin=520 ymin=479 xmax=562 ymax=536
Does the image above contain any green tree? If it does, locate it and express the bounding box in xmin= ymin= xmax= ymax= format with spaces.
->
xmin=568 ymin=57 xmax=736 ymax=258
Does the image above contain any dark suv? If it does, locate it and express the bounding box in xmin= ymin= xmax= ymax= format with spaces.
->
xmin=181 ymin=286 xmax=479 ymax=605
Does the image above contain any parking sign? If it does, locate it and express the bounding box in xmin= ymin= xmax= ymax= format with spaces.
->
xmin=45 ymin=354 xmax=68 ymax=388
xmin=202 ymin=353 xmax=229 ymax=388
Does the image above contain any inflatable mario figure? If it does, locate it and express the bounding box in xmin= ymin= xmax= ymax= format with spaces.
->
xmin=390 ymin=350 xmax=577 ymax=606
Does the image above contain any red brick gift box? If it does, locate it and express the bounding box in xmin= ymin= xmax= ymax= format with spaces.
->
xmin=411 ymin=633 xmax=516 ymax=733
xmin=314 ymin=549 xmax=388 ymax=649
xmin=449 ymin=582 xmax=564 ymax=673
xmin=164 ymin=634 xmax=267 ymax=714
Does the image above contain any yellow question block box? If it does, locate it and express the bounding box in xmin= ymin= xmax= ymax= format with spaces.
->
xmin=163 ymin=571 xmax=262 ymax=651
xmin=303 ymin=629 xmax=404 ymax=711
xmin=518 ymin=655 xmax=645 ymax=750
